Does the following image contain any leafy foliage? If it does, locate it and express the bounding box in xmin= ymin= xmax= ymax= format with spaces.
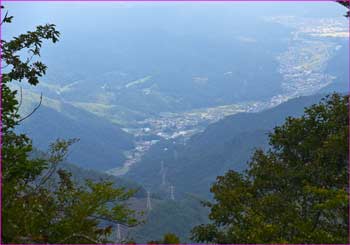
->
xmin=2 ymin=8 xmax=137 ymax=243
xmin=191 ymin=94 xmax=349 ymax=243
xmin=147 ymin=233 xmax=181 ymax=244
xmin=338 ymin=0 xmax=350 ymax=17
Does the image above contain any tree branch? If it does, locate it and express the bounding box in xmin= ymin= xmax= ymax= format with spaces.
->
xmin=1 ymin=10 xmax=9 ymax=26
xmin=58 ymin=233 xmax=99 ymax=244
xmin=33 ymin=162 xmax=58 ymax=193
xmin=18 ymin=92 xmax=42 ymax=123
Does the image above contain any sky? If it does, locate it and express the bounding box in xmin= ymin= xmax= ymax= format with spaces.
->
xmin=3 ymin=1 xmax=347 ymax=39
xmin=2 ymin=1 xmax=348 ymax=80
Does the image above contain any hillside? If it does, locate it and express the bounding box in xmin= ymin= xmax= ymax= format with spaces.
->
xmin=126 ymin=94 xmax=325 ymax=199
xmin=62 ymin=161 xmax=208 ymax=243
xmin=17 ymin=90 xmax=134 ymax=170
xmin=128 ymin=195 xmax=209 ymax=243
xmin=69 ymin=165 xmax=209 ymax=243
xmin=60 ymin=162 xmax=145 ymax=198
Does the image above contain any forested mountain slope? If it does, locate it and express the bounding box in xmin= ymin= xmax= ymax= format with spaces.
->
xmin=17 ymin=91 xmax=134 ymax=170
xmin=63 ymin=161 xmax=207 ymax=243
xmin=129 ymin=195 xmax=209 ymax=243
xmin=126 ymin=94 xmax=325 ymax=199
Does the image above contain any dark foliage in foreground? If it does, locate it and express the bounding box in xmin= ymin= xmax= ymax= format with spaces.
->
xmin=192 ymin=94 xmax=349 ymax=243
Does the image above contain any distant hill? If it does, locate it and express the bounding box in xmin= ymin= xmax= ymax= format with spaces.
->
xmin=63 ymin=161 xmax=208 ymax=243
xmin=126 ymin=94 xmax=326 ymax=199
xmin=321 ymin=38 xmax=349 ymax=93
xmin=59 ymin=162 xmax=145 ymax=198
xmin=31 ymin=148 xmax=204 ymax=243
xmin=58 ymin=157 xmax=207 ymax=243
xmin=17 ymin=90 xmax=134 ymax=170
xmin=128 ymin=195 xmax=209 ymax=243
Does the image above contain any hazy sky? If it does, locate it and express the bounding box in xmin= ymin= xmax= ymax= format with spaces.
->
xmin=3 ymin=2 xmax=348 ymax=78
xmin=4 ymin=1 xmax=347 ymax=38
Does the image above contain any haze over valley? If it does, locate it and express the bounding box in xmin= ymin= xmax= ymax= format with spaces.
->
xmin=5 ymin=2 xmax=349 ymax=243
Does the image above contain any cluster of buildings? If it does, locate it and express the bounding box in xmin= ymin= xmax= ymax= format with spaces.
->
xmin=277 ymin=38 xmax=336 ymax=97
xmin=300 ymin=18 xmax=348 ymax=38
xmin=134 ymin=102 xmax=258 ymax=140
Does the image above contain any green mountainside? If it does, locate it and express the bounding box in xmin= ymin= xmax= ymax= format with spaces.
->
xmin=129 ymin=195 xmax=209 ymax=243
xmin=17 ymin=90 xmax=134 ymax=170
xmin=60 ymin=160 xmax=208 ymax=243
xmin=126 ymin=94 xmax=325 ymax=199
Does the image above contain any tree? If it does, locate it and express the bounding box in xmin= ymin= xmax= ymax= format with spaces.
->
xmin=338 ymin=0 xmax=350 ymax=17
xmin=163 ymin=233 xmax=181 ymax=244
xmin=1 ymin=8 xmax=137 ymax=243
xmin=191 ymin=94 xmax=349 ymax=244
xmin=148 ymin=233 xmax=181 ymax=244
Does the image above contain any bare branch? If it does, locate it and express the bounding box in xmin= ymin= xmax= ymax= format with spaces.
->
xmin=33 ymin=139 xmax=78 ymax=192
xmin=26 ymin=52 xmax=36 ymax=63
xmin=33 ymin=162 xmax=58 ymax=193
xmin=0 ymin=10 xmax=9 ymax=26
xmin=18 ymin=92 xmax=42 ymax=123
